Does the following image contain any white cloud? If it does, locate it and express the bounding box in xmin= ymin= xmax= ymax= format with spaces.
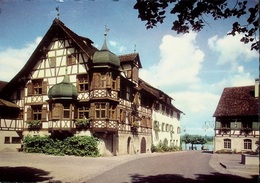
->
xmin=0 ymin=37 xmax=42 ymax=81
xmin=208 ymin=34 xmax=258 ymax=70
xmin=140 ymin=32 xmax=204 ymax=90
xmin=109 ymin=40 xmax=127 ymax=54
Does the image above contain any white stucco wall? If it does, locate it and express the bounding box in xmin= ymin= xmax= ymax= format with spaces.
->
xmin=152 ymin=110 xmax=181 ymax=147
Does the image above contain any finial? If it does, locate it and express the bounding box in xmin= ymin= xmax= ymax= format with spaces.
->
xmin=104 ymin=25 xmax=110 ymax=37
xmin=134 ymin=44 xmax=136 ymax=53
xmin=56 ymin=6 xmax=60 ymax=19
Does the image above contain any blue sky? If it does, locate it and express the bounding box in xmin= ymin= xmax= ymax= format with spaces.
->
xmin=0 ymin=0 xmax=258 ymax=136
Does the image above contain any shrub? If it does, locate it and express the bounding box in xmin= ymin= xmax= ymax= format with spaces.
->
xmin=23 ymin=135 xmax=99 ymax=157
xmin=151 ymin=138 xmax=181 ymax=153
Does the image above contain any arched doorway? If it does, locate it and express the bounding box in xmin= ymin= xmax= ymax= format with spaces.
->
xmin=140 ymin=137 xmax=146 ymax=153
xmin=127 ymin=137 xmax=131 ymax=154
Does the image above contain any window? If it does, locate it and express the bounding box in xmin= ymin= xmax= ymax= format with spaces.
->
xmin=95 ymin=103 xmax=106 ymax=119
xmin=126 ymin=86 xmax=130 ymax=100
xmin=67 ymin=54 xmax=76 ymax=65
xmin=33 ymin=80 xmax=42 ymax=95
xmin=27 ymin=79 xmax=47 ymax=96
xmin=224 ymin=139 xmax=231 ymax=149
xmin=63 ymin=104 xmax=70 ymax=119
xmin=77 ymin=75 xmax=89 ymax=92
xmin=242 ymin=121 xmax=252 ymax=129
xmin=101 ymin=73 xmax=107 ymax=88
xmin=27 ymin=105 xmax=46 ymax=121
xmin=78 ymin=105 xmax=89 ymax=119
xmin=109 ymin=105 xmax=116 ymax=120
xmin=12 ymin=137 xmax=21 ymax=144
xmin=244 ymin=139 xmax=252 ymax=150
xmin=161 ymin=123 xmax=165 ymax=132
xmin=4 ymin=137 xmax=10 ymax=144
xmin=32 ymin=105 xmax=42 ymax=120
xmin=177 ymin=127 xmax=181 ymax=134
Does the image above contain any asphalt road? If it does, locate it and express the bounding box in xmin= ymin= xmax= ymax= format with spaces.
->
xmin=85 ymin=151 xmax=258 ymax=183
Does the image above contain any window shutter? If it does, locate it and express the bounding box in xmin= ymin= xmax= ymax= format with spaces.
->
xmin=215 ymin=121 xmax=221 ymax=129
xmin=27 ymin=83 xmax=33 ymax=96
xmin=252 ymin=122 xmax=259 ymax=130
xmin=116 ymin=76 xmax=120 ymax=91
xmin=27 ymin=107 xmax=32 ymax=121
xmin=105 ymin=103 xmax=109 ymax=118
xmin=42 ymin=81 xmax=48 ymax=95
xmin=127 ymin=112 xmax=132 ymax=124
xmin=76 ymin=78 xmax=80 ymax=92
xmin=121 ymin=109 xmax=126 ymax=123
xmin=52 ymin=103 xmax=63 ymax=120
xmin=106 ymin=73 xmax=111 ymax=88
xmin=41 ymin=107 xmax=47 ymax=121
xmin=116 ymin=107 xmax=121 ymax=121
xmin=74 ymin=106 xmax=78 ymax=119
xmin=89 ymin=103 xmax=95 ymax=119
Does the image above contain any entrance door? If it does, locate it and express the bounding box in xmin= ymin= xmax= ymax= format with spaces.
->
xmin=140 ymin=137 xmax=146 ymax=153
xmin=127 ymin=137 xmax=131 ymax=154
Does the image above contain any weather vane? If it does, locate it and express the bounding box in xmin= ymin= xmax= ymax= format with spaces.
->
xmin=104 ymin=25 xmax=110 ymax=37
xmin=56 ymin=6 xmax=60 ymax=19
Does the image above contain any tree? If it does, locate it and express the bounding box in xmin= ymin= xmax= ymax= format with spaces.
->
xmin=181 ymin=134 xmax=207 ymax=150
xmin=134 ymin=0 xmax=259 ymax=51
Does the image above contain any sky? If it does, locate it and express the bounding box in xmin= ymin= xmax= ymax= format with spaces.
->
xmin=0 ymin=0 xmax=259 ymax=136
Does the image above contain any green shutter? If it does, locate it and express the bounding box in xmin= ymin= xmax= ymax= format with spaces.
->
xmin=252 ymin=122 xmax=259 ymax=130
xmin=215 ymin=121 xmax=221 ymax=129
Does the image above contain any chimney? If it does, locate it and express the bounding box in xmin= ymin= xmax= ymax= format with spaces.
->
xmin=255 ymin=78 xmax=259 ymax=98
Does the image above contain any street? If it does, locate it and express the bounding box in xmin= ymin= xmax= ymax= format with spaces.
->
xmin=85 ymin=151 xmax=258 ymax=183
xmin=0 ymin=150 xmax=258 ymax=182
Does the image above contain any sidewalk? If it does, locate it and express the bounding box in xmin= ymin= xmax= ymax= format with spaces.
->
xmin=209 ymin=153 xmax=259 ymax=179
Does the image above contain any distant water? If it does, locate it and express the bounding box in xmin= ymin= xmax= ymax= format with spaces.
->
xmin=182 ymin=143 xmax=213 ymax=151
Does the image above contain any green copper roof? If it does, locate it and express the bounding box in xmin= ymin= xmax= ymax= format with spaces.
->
xmin=92 ymin=38 xmax=120 ymax=67
xmin=48 ymin=75 xmax=78 ymax=100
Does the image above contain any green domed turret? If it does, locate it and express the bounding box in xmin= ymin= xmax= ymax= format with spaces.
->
xmin=92 ymin=35 xmax=120 ymax=67
xmin=48 ymin=74 xmax=78 ymax=100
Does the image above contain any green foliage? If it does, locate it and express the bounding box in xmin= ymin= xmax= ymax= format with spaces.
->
xmin=23 ymin=135 xmax=99 ymax=157
xmin=134 ymin=0 xmax=259 ymax=51
xmin=151 ymin=138 xmax=181 ymax=153
xmin=75 ymin=119 xmax=90 ymax=129
xmin=26 ymin=120 xmax=42 ymax=129
xmin=181 ymin=134 xmax=207 ymax=145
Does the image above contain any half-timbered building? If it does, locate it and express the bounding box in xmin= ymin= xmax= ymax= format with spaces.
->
xmin=0 ymin=18 xmax=182 ymax=155
xmin=213 ymin=80 xmax=259 ymax=153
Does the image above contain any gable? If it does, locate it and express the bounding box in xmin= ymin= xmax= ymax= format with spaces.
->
xmin=0 ymin=19 xmax=98 ymax=99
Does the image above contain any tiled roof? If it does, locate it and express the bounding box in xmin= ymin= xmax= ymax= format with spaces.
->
xmin=213 ymin=86 xmax=258 ymax=117
xmin=119 ymin=53 xmax=142 ymax=68
xmin=138 ymin=78 xmax=183 ymax=114
xmin=0 ymin=99 xmax=19 ymax=108
xmin=119 ymin=53 xmax=138 ymax=62
xmin=0 ymin=81 xmax=7 ymax=91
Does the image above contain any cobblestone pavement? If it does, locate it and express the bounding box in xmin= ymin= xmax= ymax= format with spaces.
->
xmin=0 ymin=150 xmax=258 ymax=182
